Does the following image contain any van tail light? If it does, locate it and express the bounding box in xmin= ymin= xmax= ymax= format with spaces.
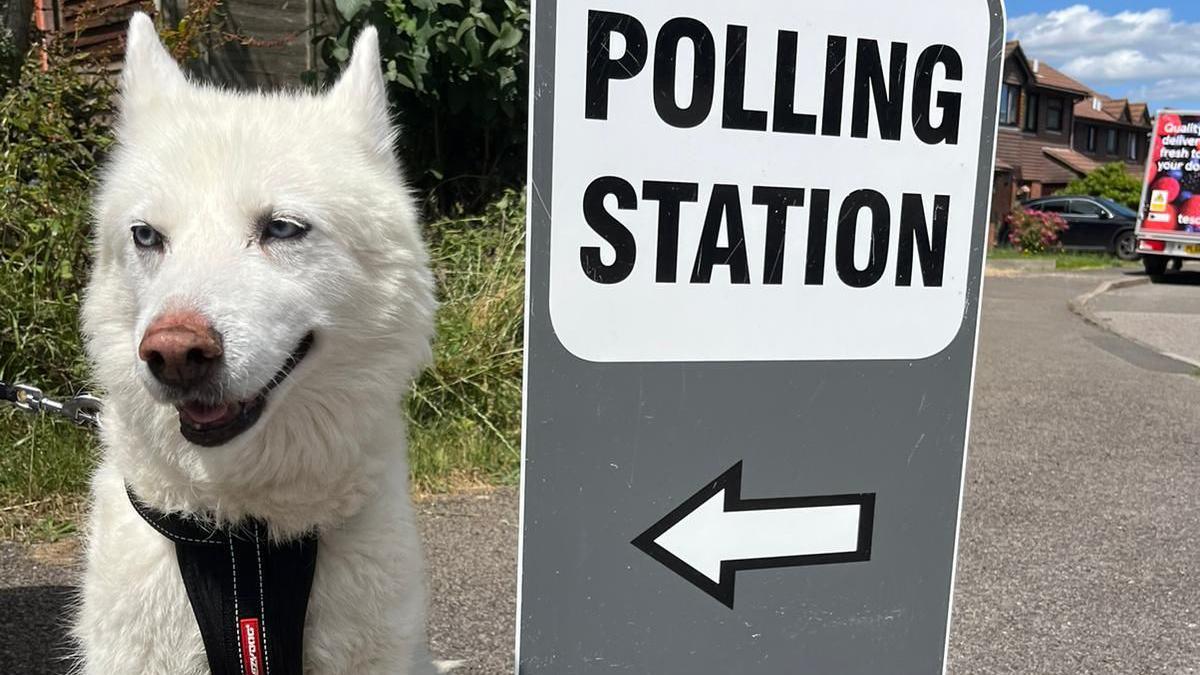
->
xmin=1139 ymin=238 xmax=1166 ymax=252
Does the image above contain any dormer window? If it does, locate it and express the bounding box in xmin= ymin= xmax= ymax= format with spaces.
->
xmin=1046 ymin=97 xmax=1064 ymax=131
xmin=1000 ymin=84 xmax=1020 ymax=126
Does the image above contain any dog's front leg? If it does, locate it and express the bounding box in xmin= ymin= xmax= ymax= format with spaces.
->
xmin=73 ymin=461 xmax=209 ymax=675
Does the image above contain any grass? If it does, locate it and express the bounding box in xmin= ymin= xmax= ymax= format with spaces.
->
xmin=406 ymin=192 xmax=525 ymax=491
xmin=0 ymin=411 xmax=94 ymax=541
xmin=0 ymin=411 xmax=96 ymax=499
xmin=987 ymin=247 xmax=1140 ymax=270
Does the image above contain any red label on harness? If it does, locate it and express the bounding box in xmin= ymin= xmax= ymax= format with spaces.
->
xmin=239 ymin=618 xmax=264 ymax=675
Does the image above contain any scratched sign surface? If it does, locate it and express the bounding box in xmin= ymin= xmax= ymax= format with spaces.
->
xmin=517 ymin=1 xmax=1004 ymax=672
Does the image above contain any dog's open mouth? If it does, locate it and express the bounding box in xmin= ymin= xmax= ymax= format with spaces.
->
xmin=176 ymin=332 xmax=315 ymax=447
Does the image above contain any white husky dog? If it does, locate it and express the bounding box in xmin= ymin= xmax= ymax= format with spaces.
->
xmin=74 ymin=13 xmax=440 ymax=674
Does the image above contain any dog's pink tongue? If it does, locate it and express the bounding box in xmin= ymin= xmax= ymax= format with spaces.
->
xmin=178 ymin=402 xmax=237 ymax=427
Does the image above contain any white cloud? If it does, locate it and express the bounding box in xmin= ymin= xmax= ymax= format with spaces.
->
xmin=1129 ymin=79 xmax=1200 ymax=104
xmin=1061 ymin=49 xmax=1198 ymax=83
xmin=1009 ymin=4 xmax=1200 ymax=108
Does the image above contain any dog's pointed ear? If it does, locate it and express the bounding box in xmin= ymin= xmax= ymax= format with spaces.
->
xmin=121 ymin=13 xmax=188 ymax=111
xmin=329 ymin=26 xmax=396 ymax=160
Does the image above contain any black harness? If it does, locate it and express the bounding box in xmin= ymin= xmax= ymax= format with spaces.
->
xmin=127 ymin=488 xmax=319 ymax=675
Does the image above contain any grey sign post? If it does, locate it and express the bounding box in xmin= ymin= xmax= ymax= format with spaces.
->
xmin=518 ymin=1 xmax=1004 ymax=672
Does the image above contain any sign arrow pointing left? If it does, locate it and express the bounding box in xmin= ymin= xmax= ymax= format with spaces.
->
xmin=632 ymin=462 xmax=875 ymax=608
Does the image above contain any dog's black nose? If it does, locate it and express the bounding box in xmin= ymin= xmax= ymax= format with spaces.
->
xmin=139 ymin=311 xmax=223 ymax=389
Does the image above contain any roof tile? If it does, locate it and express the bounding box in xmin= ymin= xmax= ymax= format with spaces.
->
xmin=1030 ymin=61 xmax=1090 ymax=96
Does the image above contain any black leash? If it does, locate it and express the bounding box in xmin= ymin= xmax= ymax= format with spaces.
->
xmin=127 ymin=487 xmax=319 ymax=675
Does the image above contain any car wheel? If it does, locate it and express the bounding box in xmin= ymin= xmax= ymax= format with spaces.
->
xmin=1113 ymin=230 xmax=1138 ymax=261
xmin=1143 ymin=254 xmax=1168 ymax=281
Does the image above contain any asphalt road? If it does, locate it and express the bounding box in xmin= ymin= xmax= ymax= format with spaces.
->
xmin=948 ymin=270 xmax=1200 ymax=674
xmin=1090 ymin=270 xmax=1200 ymax=367
xmin=3 ymin=270 xmax=1199 ymax=674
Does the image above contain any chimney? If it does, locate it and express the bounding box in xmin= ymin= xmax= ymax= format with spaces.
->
xmin=1033 ymin=59 xmax=1040 ymax=73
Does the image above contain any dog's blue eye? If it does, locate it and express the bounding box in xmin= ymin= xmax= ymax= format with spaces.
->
xmin=263 ymin=218 xmax=307 ymax=241
xmin=131 ymin=224 xmax=163 ymax=249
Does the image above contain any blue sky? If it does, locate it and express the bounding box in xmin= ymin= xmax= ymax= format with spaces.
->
xmin=1006 ymin=2 xmax=1200 ymax=112
xmin=1007 ymin=0 xmax=1199 ymax=22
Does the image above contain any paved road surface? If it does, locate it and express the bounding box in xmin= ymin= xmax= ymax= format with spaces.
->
xmin=948 ymin=271 xmax=1199 ymax=674
xmin=421 ymin=490 xmax=518 ymax=674
xmin=3 ymin=270 xmax=1199 ymax=674
xmin=1090 ymin=270 xmax=1200 ymax=367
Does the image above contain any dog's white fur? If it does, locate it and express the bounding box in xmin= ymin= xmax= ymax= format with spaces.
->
xmin=74 ymin=13 xmax=439 ymax=674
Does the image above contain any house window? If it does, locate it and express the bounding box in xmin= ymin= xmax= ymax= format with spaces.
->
xmin=1128 ymin=132 xmax=1138 ymax=160
xmin=1024 ymin=93 xmax=1040 ymax=131
xmin=1086 ymin=126 xmax=1097 ymax=152
xmin=1000 ymin=84 xmax=1020 ymax=126
xmin=1046 ymin=97 xmax=1064 ymax=131
xmin=1106 ymin=128 xmax=1118 ymax=154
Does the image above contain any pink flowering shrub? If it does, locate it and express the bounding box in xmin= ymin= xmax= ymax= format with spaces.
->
xmin=1005 ymin=208 xmax=1069 ymax=254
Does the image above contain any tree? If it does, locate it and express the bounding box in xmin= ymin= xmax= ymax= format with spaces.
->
xmin=1064 ymin=162 xmax=1144 ymax=208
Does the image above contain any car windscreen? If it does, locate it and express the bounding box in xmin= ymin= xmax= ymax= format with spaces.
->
xmin=1097 ymin=198 xmax=1137 ymax=219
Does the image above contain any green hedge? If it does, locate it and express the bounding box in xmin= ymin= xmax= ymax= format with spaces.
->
xmin=0 ymin=45 xmax=109 ymax=395
xmin=316 ymin=0 xmax=530 ymax=214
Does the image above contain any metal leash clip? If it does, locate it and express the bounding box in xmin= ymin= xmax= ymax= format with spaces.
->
xmin=12 ymin=385 xmax=102 ymax=428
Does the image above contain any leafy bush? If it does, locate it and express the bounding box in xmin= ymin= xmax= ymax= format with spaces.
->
xmin=319 ymin=0 xmax=530 ymax=214
xmin=1005 ymin=208 xmax=1068 ymax=254
xmin=1 ymin=42 xmax=113 ymax=396
xmin=0 ymin=44 xmax=112 ymax=507
xmin=1064 ymin=162 xmax=1144 ymax=208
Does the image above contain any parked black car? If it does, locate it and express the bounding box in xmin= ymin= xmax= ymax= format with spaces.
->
xmin=1003 ymin=195 xmax=1139 ymax=261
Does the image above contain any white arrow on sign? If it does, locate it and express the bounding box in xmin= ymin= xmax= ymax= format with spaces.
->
xmin=632 ymin=462 xmax=875 ymax=608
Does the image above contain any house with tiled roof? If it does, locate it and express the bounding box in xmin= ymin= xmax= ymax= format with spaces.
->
xmin=991 ymin=41 xmax=1153 ymax=229
xmin=1070 ymin=93 xmax=1153 ymax=174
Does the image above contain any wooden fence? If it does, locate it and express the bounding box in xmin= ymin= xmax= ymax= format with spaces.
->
xmin=33 ymin=0 xmax=335 ymax=86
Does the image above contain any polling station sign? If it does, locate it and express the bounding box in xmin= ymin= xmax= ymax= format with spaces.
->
xmin=519 ymin=0 xmax=1004 ymax=673
xmin=546 ymin=4 xmax=997 ymax=362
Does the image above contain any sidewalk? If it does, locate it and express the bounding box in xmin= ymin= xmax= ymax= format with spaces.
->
xmin=1087 ymin=271 xmax=1200 ymax=367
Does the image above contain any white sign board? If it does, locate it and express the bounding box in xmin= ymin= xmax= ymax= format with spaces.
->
xmin=547 ymin=3 xmax=992 ymax=362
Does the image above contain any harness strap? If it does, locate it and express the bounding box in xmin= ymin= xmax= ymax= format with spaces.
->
xmin=127 ymin=487 xmax=319 ymax=675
